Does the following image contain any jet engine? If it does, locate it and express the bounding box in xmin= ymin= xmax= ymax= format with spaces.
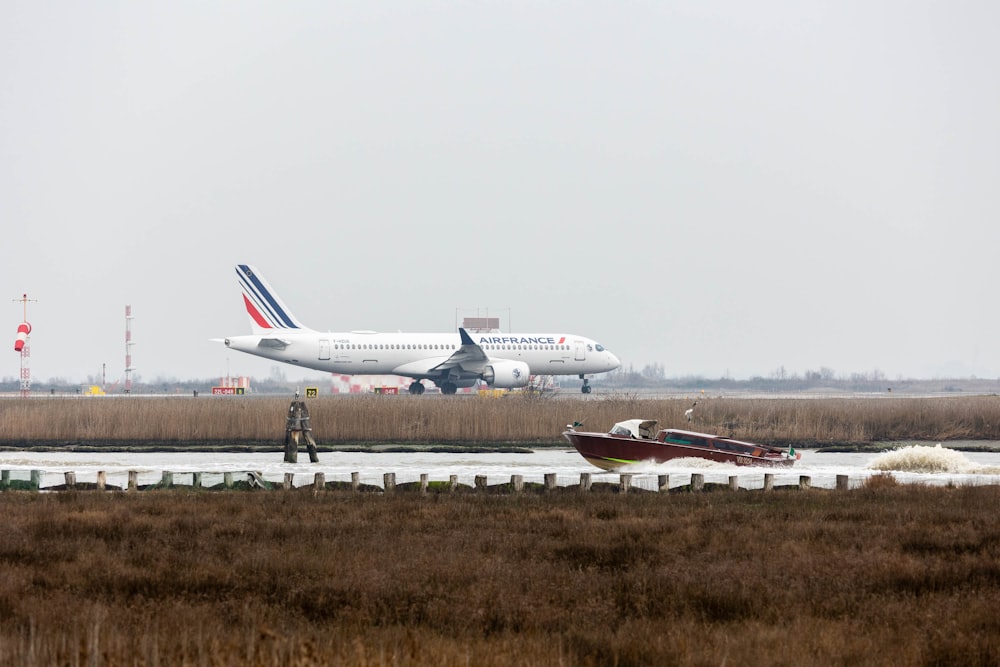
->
xmin=481 ymin=360 xmax=531 ymax=388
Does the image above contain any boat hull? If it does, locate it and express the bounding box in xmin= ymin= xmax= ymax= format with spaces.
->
xmin=563 ymin=431 xmax=795 ymax=471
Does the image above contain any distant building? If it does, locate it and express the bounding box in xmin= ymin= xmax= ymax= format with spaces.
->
xmin=462 ymin=317 xmax=501 ymax=333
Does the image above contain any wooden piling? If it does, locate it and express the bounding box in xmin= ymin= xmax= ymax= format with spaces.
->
xmin=351 ymin=472 xmax=360 ymax=492
xmin=728 ymin=475 xmax=740 ymax=491
xmin=193 ymin=472 xmax=202 ymax=489
xmin=658 ymin=474 xmax=669 ymax=493
xmin=799 ymin=475 xmax=812 ymax=490
xmin=544 ymin=473 xmax=558 ymax=492
xmin=224 ymin=472 xmax=234 ymax=489
xmin=1 ymin=470 xmax=9 ymax=487
xmin=96 ymin=471 xmax=106 ymax=491
xmin=127 ymin=470 xmax=138 ymax=492
xmin=474 ymin=475 xmax=487 ymax=491
xmin=510 ymin=474 xmax=524 ymax=493
xmin=283 ymin=473 xmax=294 ymax=490
xmin=64 ymin=472 xmax=76 ymax=489
xmin=763 ymin=473 xmax=774 ymax=492
xmin=691 ymin=473 xmax=705 ymax=492
xmin=313 ymin=472 xmax=325 ymax=491
xmin=30 ymin=470 xmax=40 ymax=489
xmin=384 ymin=472 xmax=396 ymax=493
xmin=284 ymin=400 xmax=319 ymax=463
xmin=579 ymin=472 xmax=592 ymax=492
xmin=449 ymin=474 xmax=458 ymax=492
xmin=420 ymin=473 xmax=428 ymax=494
xmin=836 ymin=474 xmax=849 ymax=491
xmin=619 ymin=473 xmax=632 ymax=494
xmin=161 ymin=471 xmax=173 ymax=488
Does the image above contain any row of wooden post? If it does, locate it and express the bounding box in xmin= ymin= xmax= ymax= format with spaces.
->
xmin=5 ymin=470 xmax=853 ymax=492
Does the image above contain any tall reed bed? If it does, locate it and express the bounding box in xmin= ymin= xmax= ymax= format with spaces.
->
xmin=1 ymin=394 xmax=999 ymax=444
xmin=0 ymin=487 xmax=998 ymax=665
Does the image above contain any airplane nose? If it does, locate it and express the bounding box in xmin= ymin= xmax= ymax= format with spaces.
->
xmin=607 ymin=351 xmax=621 ymax=370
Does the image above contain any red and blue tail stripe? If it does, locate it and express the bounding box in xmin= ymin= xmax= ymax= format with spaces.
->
xmin=236 ymin=264 xmax=304 ymax=331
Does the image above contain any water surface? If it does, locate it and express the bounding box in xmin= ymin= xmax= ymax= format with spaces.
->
xmin=4 ymin=444 xmax=1000 ymax=491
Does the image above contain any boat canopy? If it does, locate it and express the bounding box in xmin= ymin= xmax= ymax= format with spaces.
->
xmin=609 ymin=419 xmax=658 ymax=439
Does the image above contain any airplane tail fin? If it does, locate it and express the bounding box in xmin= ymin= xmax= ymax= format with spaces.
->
xmin=236 ymin=264 xmax=311 ymax=334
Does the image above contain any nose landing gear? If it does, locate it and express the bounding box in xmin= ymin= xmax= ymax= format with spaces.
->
xmin=580 ymin=375 xmax=592 ymax=394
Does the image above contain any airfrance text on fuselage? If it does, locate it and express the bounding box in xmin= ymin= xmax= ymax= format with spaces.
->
xmin=478 ymin=336 xmax=566 ymax=345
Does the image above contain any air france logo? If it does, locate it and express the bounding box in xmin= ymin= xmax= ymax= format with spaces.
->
xmin=478 ymin=336 xmax=565 ymax=345
xmin=512 ymin=368 xmax=522 ymax=379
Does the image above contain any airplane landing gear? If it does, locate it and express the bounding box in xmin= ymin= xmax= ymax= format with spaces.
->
xmin=581 ymin=376 xmax=592 ymax=394
xmin=440 ymin=382 xmax=458 ymax=395
xmin=408 ymin=381 xmax=425 ymax=395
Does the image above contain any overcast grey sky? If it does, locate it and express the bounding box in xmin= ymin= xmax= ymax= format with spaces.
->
xmin=2 ymin=2 xmax=998 ymax=385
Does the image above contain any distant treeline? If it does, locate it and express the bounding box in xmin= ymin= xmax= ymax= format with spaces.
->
xmin=2 ymin=395 xmax=999 ymax=447
xmin=608 ymin=368 xmax=1000 ymax=395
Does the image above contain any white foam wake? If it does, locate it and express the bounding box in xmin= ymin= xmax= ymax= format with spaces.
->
xmin=868 ymin=444 xmax=1000 ymax=474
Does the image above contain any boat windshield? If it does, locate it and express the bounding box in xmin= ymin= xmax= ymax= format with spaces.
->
xmin=609 ymin=420 xmax=658 ymax=439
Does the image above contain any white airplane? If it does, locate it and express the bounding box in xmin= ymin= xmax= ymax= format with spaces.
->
xmin=222 ymin=264 xmax=621 ymax=394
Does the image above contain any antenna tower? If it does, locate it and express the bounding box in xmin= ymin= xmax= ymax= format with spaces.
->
xmin=12 ymin=293 xmax=37 ymax=398
xmin=125 ymin=305 xmax=135 ymax=394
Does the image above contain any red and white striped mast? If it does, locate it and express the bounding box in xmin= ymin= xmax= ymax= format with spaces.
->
xmin=12 ymin=293 xmax=37 ymax=398
xmin=125 ymin=305 xmax=135 ymax=394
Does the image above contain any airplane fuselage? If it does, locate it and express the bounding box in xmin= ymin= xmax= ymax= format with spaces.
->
xmin=225 ymin=331 xmax=618 ymax=379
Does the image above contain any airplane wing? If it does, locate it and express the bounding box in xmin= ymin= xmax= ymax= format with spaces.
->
xmin=388 ymin=328 xmax=531 ymax=391
xmin=428 ymin=328 xmax=489 ymax=374
xmin=391 ymin=329 xmax=489 ymax=378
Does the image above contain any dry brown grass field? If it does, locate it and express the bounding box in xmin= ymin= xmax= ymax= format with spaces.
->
xmin=1 ymin=394 xmax=1000 ymax=447
xmin=0 ymin=485 xmax=998 ymax=665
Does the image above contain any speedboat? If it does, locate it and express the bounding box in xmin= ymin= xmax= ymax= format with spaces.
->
xmin=563 ymin=419 xmax=799 ymax=471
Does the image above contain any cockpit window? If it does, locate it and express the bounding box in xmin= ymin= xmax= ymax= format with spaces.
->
xmin=595 ymin=344 xmax=605 ymax=352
